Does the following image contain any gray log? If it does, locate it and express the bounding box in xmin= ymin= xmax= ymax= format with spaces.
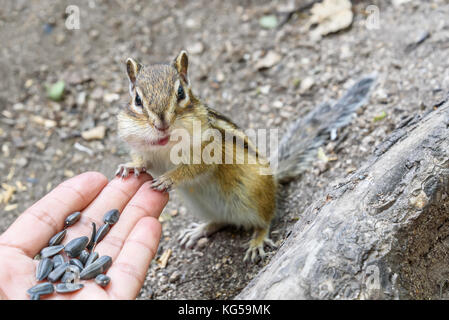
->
xmin=238 ymin=100 xmax=449 ymax=300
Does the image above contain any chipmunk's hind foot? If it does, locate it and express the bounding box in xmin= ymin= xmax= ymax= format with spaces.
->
xmin=244 ymin=227 xmax=276 ymax=263
xmin=178 ymin=222 xmax=225 ymax=249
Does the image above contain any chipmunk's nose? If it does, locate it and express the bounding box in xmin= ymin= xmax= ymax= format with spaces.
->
xmin=154 ymin=117 xmax=169 ymax=132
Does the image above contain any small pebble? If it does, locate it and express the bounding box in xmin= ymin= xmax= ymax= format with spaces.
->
xmin=169 ymin=271 xmax=181 ymax=283
xmin=55 ymin=283 xmax=84 ymax=294
xmin=64 ymin=211 xmax=81 ymax=227
xmin=95 ymin=274 xmax=110 ymax=287
xmin=103 ymin=209 xmax=120 ymax=225
xmin=40 ymin=245 xmax=64 ymax=258
xmin=48 ymin=229 xmax=67 ymax=246
xmin=196 ymin=237 xmax=208 ymax=249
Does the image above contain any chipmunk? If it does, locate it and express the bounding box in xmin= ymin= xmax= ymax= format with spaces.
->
xmin=116 ymin=50 xmax=376 ymax=262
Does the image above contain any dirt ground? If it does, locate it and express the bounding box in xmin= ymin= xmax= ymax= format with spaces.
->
xmin=1 ymin=0 xmax=448 ymax=299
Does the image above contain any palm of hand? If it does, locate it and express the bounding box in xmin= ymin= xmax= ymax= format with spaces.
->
xmin=0 ymin=172 xmax=168 ymax=300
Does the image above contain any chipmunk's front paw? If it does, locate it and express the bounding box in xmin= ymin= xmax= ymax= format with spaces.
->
xmin=115 ymin=164 xmax=146 ymax=178
xmin=150 ymin=175 xmax=173 ymax=192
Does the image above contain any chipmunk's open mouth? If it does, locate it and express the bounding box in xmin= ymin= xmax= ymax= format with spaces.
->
xmin=151 ymin=136 xmax=170 ymax=146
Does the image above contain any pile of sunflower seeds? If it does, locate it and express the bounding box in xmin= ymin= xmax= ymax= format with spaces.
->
xmin=27 ymin=209 xmax=120 ymax=299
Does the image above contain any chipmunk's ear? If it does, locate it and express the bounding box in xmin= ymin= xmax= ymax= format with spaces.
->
xmin=126 ymin=58 xmax=141 ymax=87
xmin=173 ymin=50 xmax=189 ymax=84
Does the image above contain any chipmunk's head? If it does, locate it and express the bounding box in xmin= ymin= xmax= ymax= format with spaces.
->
xmin=118 ymin=50 xmax=194 ymax=149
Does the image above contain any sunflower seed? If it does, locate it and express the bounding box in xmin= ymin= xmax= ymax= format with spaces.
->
xmin=94 ymin=224 xmax=110 ymax=244
xmin=27 ymin=282 xmax=54 ymax=296
xmin=85 ymin=251 xmax=99 ymax=267
xmin=48 ymin=262 xmax=69 ymax=282
xmin=64 ymin=236 xmax=89 ymax=258
xmin=36 ymin=258 xmax=54 ymax=281
xmin=48 ymin=229 xmax=67 ymax=246
xmin=80 ymin=255 xmax=112 ymax=280
xmin=40 ymin=245 xmax=64 ymax=258
xmin=30 ymin=294 xmax=40 ymax=300
xmin=70 ymin=258 xmax=84 ymax=270
xmin=64 ymin=211 xmax=81 ymax=228
xmin=86 ymin=222 xmax=96 ymax=251
xmin=103 ymin=209 xmax=120 ymax=225
xmin=55 ymin=282 xmax=84 ymax=293
xmin=79 ymin=250 xmax=90 ymax=265
xmin=95 ymin=274 xmax=110 ymax=287
xmin=52 ymin=254 xmax=65 ymax=268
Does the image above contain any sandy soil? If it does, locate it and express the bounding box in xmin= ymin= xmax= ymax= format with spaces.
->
xmin=1 ymin=0 xmax=448 ymax=299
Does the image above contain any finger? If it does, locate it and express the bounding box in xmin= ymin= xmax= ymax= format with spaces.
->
xmin=95 ymin=180 xmax=168 ymax=260
xmin=63 ymin=174 xmax=152 ymax=245
xmin=0 ymin=172 xmax=108 ymax=257
xmin=106 ymin=217 xmax=161 ymax=299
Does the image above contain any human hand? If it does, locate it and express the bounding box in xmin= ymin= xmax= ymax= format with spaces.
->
xmin=0 ymin=171 xmax=168 ymax=299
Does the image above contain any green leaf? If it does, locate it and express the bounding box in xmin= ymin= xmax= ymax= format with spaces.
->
xmin=317 ymin=147 xmax=328 ymax=162
xmin=46 ymin=80 xmax=65 ymax=101
xmin=259 ymin=15 xmax=278 ymax=29
xmin=373 ymin=111 xmax=387 ymax=122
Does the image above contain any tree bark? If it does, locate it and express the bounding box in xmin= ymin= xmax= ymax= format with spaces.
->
xmin=237 ymin=100 xmax=449 ymax=300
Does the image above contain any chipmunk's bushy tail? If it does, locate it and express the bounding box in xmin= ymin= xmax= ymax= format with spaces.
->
xmin=272 ymin=74 xmax=377 ymax=183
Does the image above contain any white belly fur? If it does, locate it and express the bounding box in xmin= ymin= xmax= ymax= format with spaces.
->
xmin=176 ymin=175 xmax=265 ymax=229
xmin=136 ymin=145 xmax=266 ymax=229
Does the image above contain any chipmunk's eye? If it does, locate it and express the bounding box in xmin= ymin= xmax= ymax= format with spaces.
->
xmin=135 ymin=93 xmax=143 ymax=107
xmin=177 ymin=85 xmax=185 ymax=101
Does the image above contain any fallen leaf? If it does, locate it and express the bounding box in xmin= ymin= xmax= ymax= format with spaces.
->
xmin=157 ymin=249 xmax=172 ymax=268
xmin=158 ymin=210 xmax=173 ymax=222
xmin=392 ymin=0 xmax=411 ymax=6
xmin=103 ymin=93 xmax=120 ymax=103
xmin=4 ymin=204 xmax=18 ymax=211
xmin=373 ymin=111 xmax=387 ymax=122
xmin=1 ymin=183 xmax=16 ymax=204
xmin=64 ymin=170 xmax=75 ymax=178
xmin=259 ymin=15 xmax=278 ymax=29
xmin=15 ymin=181 xmax=27 ymax=191
xmin=81 ymin=126 xmax=106 ymax=141
xmin=32 ymin=116 xmax=57 ymax=128
xmin=7 ymin=167 xmax=14 ymax=181
xmin=317 ymin=147 xmax=329 ymax=162
xmin=309 ymin=0 xmax=353 ymax=39
xmin=46 ymin=80 xmax=65 ymax=101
